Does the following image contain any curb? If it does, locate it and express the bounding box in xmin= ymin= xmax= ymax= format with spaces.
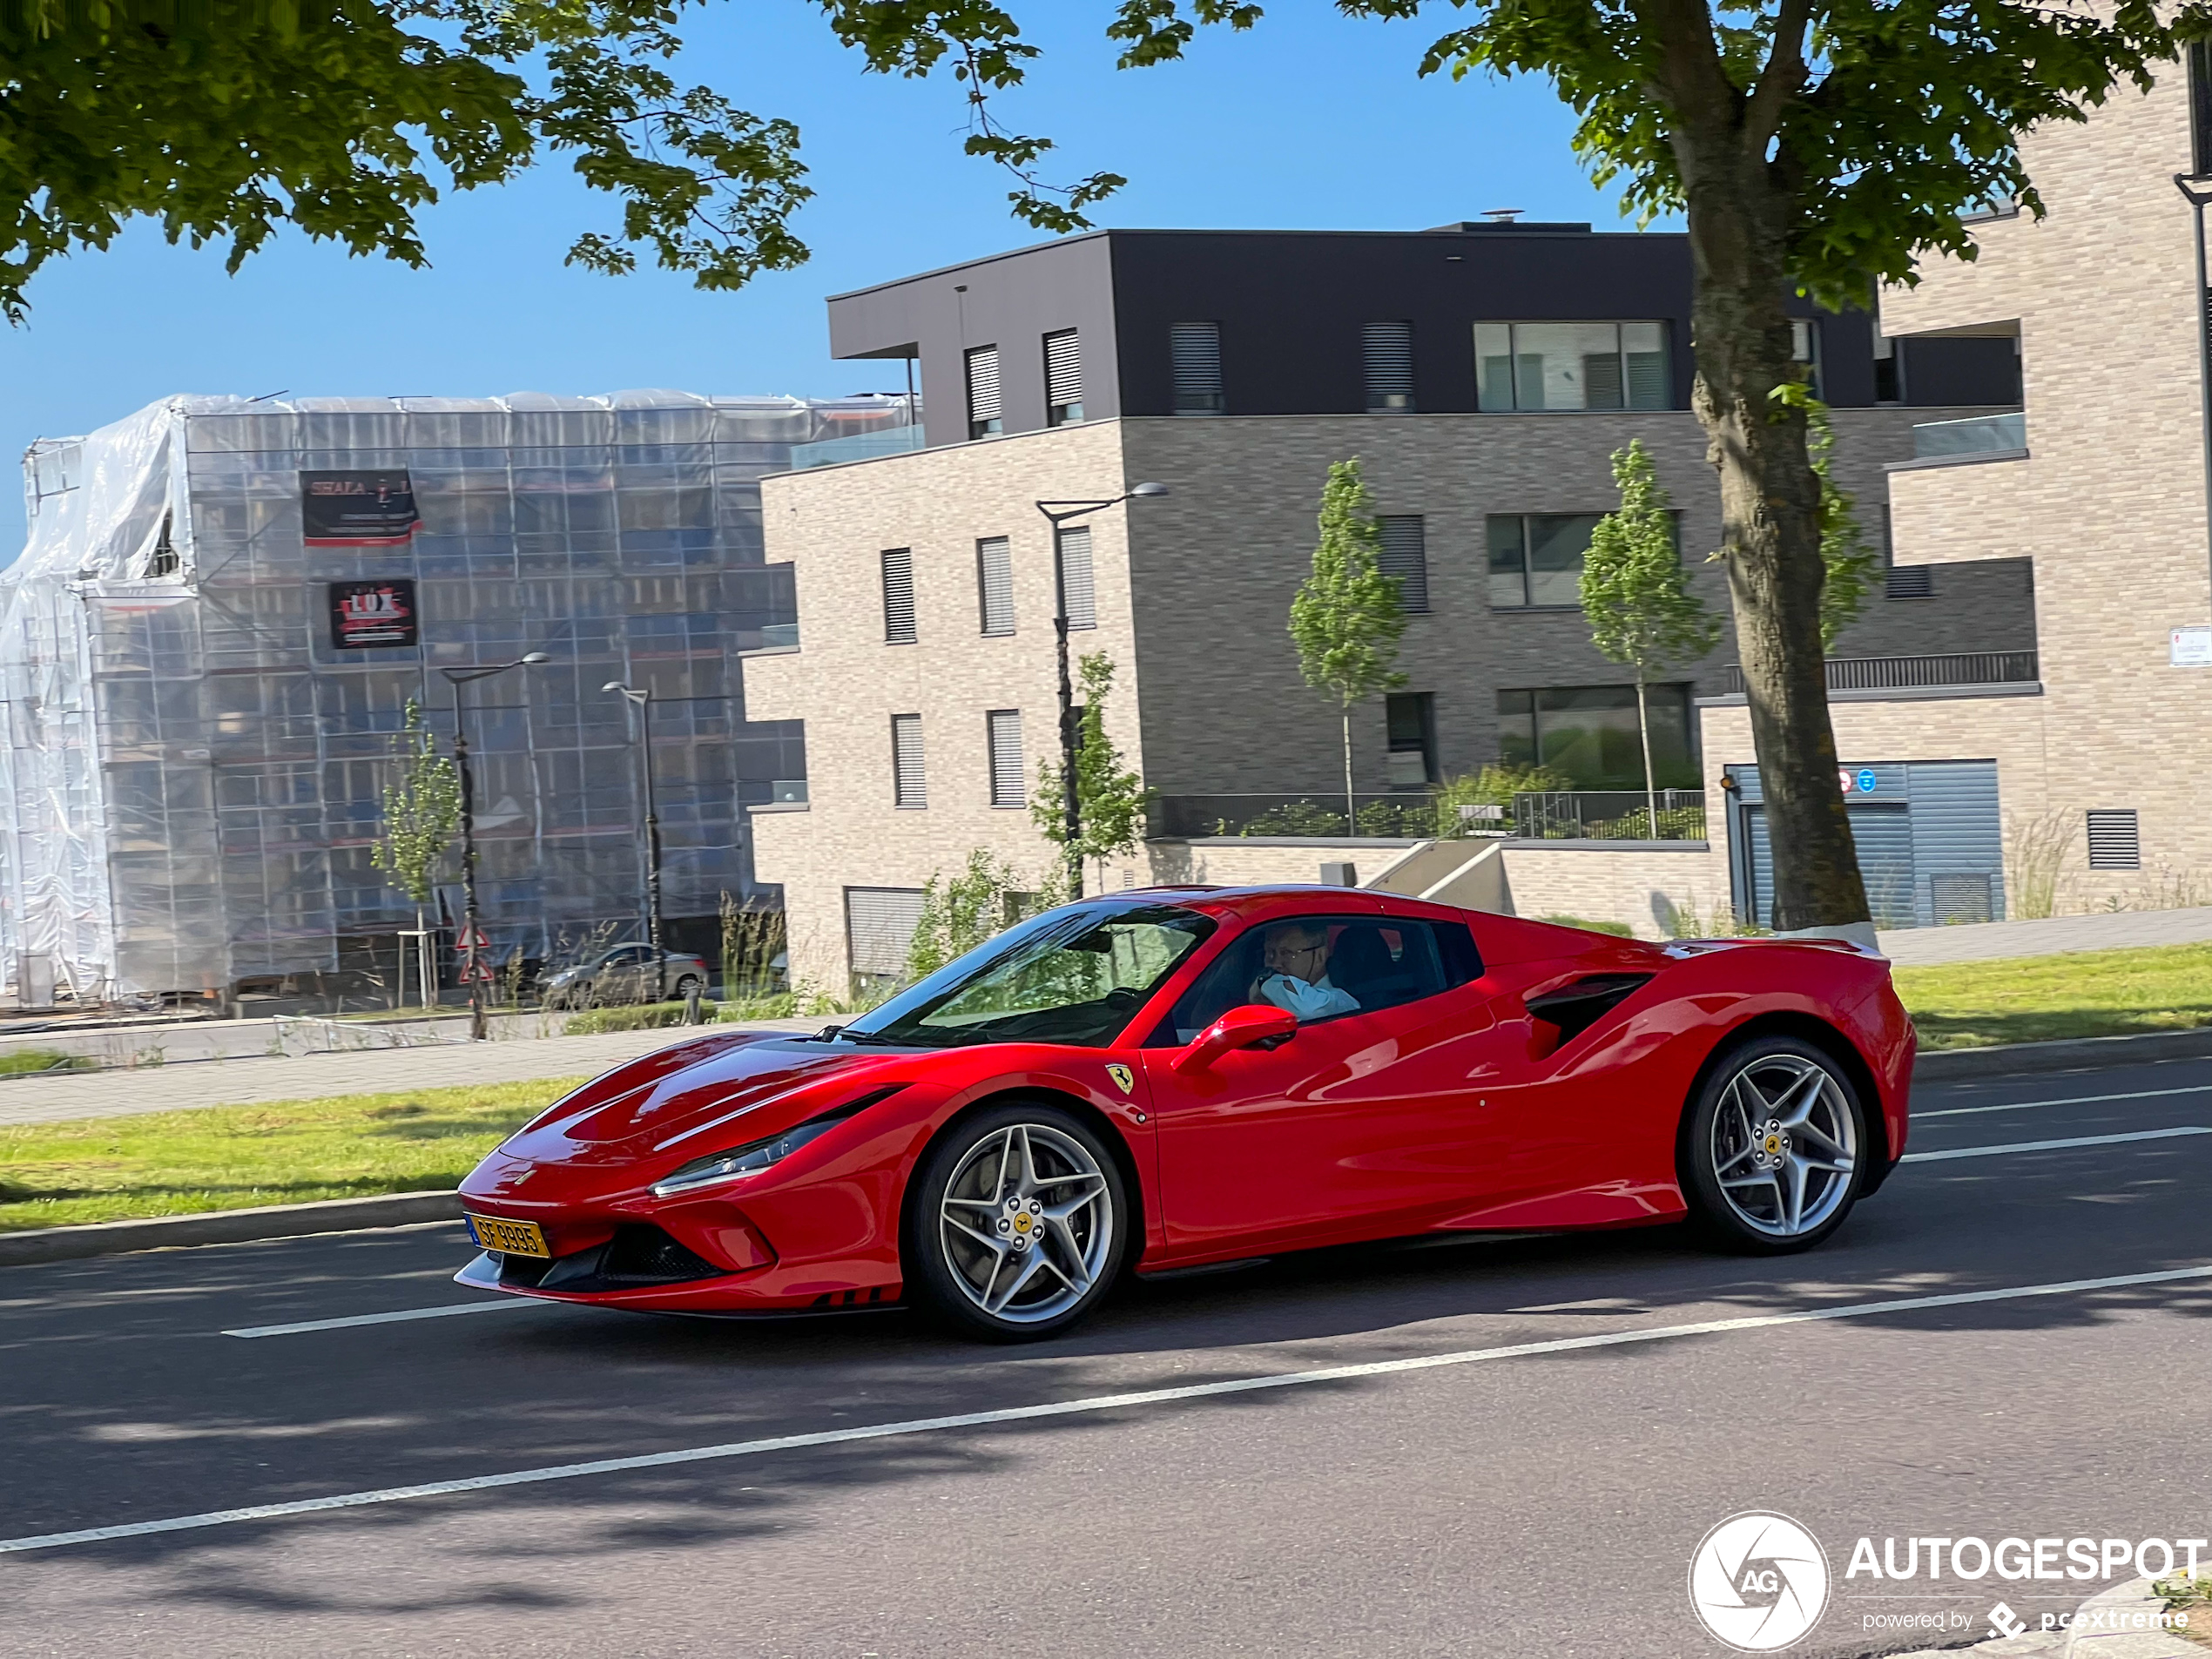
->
xmin=1915 ymin=1024 xmax=2212 ymax=1081
xmin=0 ymin=1190 xmax=462 ymax=1267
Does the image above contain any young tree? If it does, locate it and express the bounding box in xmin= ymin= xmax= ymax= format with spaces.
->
xmin=1581 ymin=440 xmax=1723 ymax=835
xmin=1290 ymin=459 xmax=1408 ymax=831
xmin=369 ymin=699 xmax=462 ymax=1008
xmin=1033 ymin=651 xmax=1150 ymax=894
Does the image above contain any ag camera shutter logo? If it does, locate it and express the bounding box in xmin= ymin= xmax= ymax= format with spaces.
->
xmin=1689 ymin=1512 xmax=1831 ymax=1651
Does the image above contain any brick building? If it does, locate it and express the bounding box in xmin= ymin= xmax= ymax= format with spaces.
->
xmin=747 ymin=225 xmax=2023 ymax=993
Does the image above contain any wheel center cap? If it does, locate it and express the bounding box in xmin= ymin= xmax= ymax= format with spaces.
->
xmin=995 ymin=1197 xmax=1045 ymax=1251
xmin=1756 ymin=1119 xmax=1791 ymax=1169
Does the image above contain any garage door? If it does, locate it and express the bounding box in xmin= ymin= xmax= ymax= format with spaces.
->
xmin=1741 ymin=804 xmax=1917 ymax=930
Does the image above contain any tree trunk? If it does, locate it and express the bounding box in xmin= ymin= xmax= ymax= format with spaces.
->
xmin=1341 ymin=705 xmax=1355 ymax=834
xmin=1635 ymin=671 xmax=1658 ymax=837
xmin=1677 ymin=145 xmax=1869 ymax=930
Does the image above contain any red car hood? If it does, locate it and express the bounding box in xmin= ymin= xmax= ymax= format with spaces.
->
xmin=493 ymin=1032 xmax=905 ymax=1170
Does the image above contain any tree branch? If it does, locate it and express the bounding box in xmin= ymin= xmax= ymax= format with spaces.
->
xmin=1742 ymin=0 xmax=1815 ymax=155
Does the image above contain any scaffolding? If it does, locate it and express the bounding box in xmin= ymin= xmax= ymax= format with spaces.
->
xmin=4 ymin=390 xmax=909 ymax=1007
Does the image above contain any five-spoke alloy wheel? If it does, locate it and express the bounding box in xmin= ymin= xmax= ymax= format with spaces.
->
xmin=907 ymin=1103 xmax=1126 ymax=1340
xmin=1682 ymin=1035 xmax=1865 ymax=1252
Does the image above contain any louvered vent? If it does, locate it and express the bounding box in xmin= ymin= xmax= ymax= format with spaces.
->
xmin=1885 ymin=564 xmax=1935 ymax=600
xmin=2086 ymin=810 xmax=2141 ymax=869
xmin=881 ymin=548 xmax=916 ymax=644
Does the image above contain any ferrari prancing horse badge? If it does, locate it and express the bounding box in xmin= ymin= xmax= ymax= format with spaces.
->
xmin=1105 ymin=1063 xmax=1134 ymax=1096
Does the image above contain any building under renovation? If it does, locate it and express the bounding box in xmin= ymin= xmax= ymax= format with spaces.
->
xmin=5 ymin=390 xmax=912 ymax=1008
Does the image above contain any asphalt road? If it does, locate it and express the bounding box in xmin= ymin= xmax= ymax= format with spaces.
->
xmin=3 ymin=1053 xmax=2209 ymax=1658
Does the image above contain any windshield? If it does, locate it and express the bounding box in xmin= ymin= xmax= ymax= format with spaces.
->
xmin=841 ymin=901 xmax=1217 ymax=1049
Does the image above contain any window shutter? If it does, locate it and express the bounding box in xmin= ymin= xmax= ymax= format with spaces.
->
xmin=880 ymin=548 xmax=916 ymax=644
xmin=1044 ymin=330 xmax=1083 ymax=425
xmin=845 ymin=887 xmax=927 ymax=978
xmin=987 ymin=710 xmax=1025 ymax=807
xmin=1363 ymin=322 xmax=1415 ymax=412
xmin=1058 ymin=525 xmax=1096 ymax=631
xmin=1375 ymin=516 xmax=1429 ymax=613
xmin=2086 ymin=810 xmax=2141 ymax=869
xmin=977 ymin=536 xmax=1015 ymax=635
xmin=966 ymin=345 xmax=1003 ymax=438
xmin=1884 ymin=565 xmax=1935 ymax=600
xmin=1170 ymin=322 xmax=1224 ymax=414
xmin=891 ymin=713 xmax=927 ymax=807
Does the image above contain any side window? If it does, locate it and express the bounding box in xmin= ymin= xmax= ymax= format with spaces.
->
xmin=1150 ymin=915 xmax=1474 ymax=1044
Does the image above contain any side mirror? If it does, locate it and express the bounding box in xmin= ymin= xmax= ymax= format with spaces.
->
xmin=1173 ymin=1003 xmax=1298 ymax=1074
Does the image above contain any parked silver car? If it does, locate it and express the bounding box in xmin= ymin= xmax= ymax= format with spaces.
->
xmin=541 ymin=945 xmax=711 ymax=1009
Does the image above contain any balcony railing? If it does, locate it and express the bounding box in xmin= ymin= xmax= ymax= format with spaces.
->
xmin=1911 ymin=411 xmax=2025 ymax=460
xmin=749 ymin=622 xmax=799 ymax=651
xmin=1718 ymin=650 xmax=2038 ymax=696
xmin=788 ymin=423 xmax=926 ymax=470
xmin=1513 ymin=790 xmax=1707 ymax=842
xmin=1151 ymin=792 xmax=1444 ymax=840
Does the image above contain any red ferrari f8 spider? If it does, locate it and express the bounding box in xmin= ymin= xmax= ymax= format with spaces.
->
xmin=456 ymin=887 xmax=1913 ymax=1340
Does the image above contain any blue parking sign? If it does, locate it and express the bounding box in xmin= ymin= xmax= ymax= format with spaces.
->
xmin=1856 ymin=768 xmax=1878 ymax=794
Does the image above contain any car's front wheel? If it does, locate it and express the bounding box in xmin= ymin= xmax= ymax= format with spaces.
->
xmin=1682 ymin=1035 xmax=1865 ymax=1253
xmin=672 ymin=974 xmax=702 ymax=1001
xmin=907 ymin=1103 xmax=1126 ymax=1341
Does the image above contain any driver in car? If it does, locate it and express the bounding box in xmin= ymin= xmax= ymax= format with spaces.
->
xmin=1251 ymin=921 xmax=1360 ymax=1021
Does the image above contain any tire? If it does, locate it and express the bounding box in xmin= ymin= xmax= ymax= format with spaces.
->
xmin=905 ymin=1102 xmax=1127 ymax=1342
xmin=544 ymin=990 xmax=569 ymax=1012
xmin=673 ymin=975 xmax=702 ymax=1001
xmin=1681 ymin=1034 xmax=1866 ymax=1254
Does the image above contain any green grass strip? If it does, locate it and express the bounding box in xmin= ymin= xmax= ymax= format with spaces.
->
xmin=1897 ymin=941 xmax=2212 ymax=1050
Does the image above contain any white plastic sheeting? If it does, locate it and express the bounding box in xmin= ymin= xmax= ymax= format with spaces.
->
xmin=3 ymin=391 xmax=910 ymax=1003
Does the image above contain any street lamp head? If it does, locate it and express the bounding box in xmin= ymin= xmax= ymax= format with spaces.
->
xmin=601 ymin=681 xmax=629 ymax=694
xmin=1127 ymin=482 xmax=1170 ymax=499
xmin=520 ymin=651 xmax=551 ymax=665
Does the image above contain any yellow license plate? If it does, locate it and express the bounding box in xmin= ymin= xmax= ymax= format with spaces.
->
xmin=467 ymin=1214 xmax=550 ymax=1258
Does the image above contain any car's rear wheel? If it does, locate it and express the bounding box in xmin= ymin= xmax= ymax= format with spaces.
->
xmin=907 ymin=1103 xmax=1126 ymax=1341
xmin=673 ymin=974 xmax=702 ymax=1000
xmin=1682 ymin=1035 xmax=1865 ymax=1253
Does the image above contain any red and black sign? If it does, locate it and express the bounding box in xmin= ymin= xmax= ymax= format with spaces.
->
xmin=300 ymin=469 xmax=421 ymax=547
xmin=329 ymin=579 xmax=420 ymax=650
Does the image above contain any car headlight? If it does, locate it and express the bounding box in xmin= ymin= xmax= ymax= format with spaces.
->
xmin=650 ymin=1117 xmax=844 ymax=1197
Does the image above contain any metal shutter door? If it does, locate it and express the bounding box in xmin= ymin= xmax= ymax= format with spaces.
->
xmin=1058 ymin=525 xmax=1096 ymax=631
xmin=1363 ymin=322 xmax=1415 ymax=411
xmin=880 ymin=548 xmax=916 ymax=644
xmin=891 ymin=713 xmax=926 ymax=807
xmin=987 ymin=710 xmax=1024 ymax=806
xmin=1848 ymin=805 xmax=1917 ymax=928
xmin=1743 ymin=804 xmax=1775 ymax=929
xmin=1902 ymin=759 xmax=2004 ymax=923
xmin=1044 ymin=329 xmax=1082 ymax=418
xmin=966 ymin=346 xmax=1002 ymax=430
xmin=1376 ymin=516 xmax=1429 ymax=613
xmin=846 ymin=887 xmax=926 ymax=978
xmin=977 ymin=536 xmax=1015 ymax=635
xmin=1170 ymin=322 xmax=1224 ymax=413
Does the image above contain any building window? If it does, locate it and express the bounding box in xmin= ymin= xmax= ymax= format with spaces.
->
xmin=881 ymin=548 xmax=916 ymax=644
xmin=966 ymin=345 xmax=1003 ymax=439
xmin=1044 ymin=329 xmax=1083 ymax=426
xmin=1873 ymin=331 xmax=1903 ymax=403
xmin=891 ymin=713 xmax=927 ymax=808
xmin=1057 ymin=524 xmax=1097 ymax=630
xmin=2193 ymin=38 xmax=2212 ymax=174
xmin=1171 ymin=322 xmax=1224 ymax=414
xmin=1364 ymin=321 xmax=1416 ymax=412
xmin=1791 ymin=319 xmax=1822 ymax=398
xmin=987 ymin=710 xmax=1025 ymax=807
xmin=2087 ymin=809 xmax=2141 ymax=869
xmin=1498 ymin=685 xmax=1696 ymax=789
xmin=1487 ymin=513 xmax=1604 ymax=608
xmin=1376 ymin=516 xmax=1429 ymax=614
xmin=1385 ymin=691 xmax=1437 ymax=787
xmin=1474 ymin=321 xmax=1670 ymax=411
xmin=977 ymin=536 xmax=1015 ymax=636
xmin=846 ymin=886 xmax=927 ymax=995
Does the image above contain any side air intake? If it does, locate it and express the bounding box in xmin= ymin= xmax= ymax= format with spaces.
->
xmin=1523 ymin=974 xmax=1654 ymax=1044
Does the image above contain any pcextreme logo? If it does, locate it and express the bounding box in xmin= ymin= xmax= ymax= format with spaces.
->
xmin=1689 ymin=1512 xmax=1831 ymax=1652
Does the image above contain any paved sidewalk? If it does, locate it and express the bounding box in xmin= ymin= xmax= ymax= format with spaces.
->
xmin=1879 ymin=905 xmax=2212 ymax=967
xmin=0 ymin=1018 xmax=820 ymax=1128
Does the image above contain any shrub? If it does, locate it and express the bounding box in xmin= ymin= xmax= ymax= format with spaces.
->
xmin=1433 ymin=765 xmax=1571 ymax=837
xmin=0 ymin=1048 xmax=89 ymax=1075
xmin=563 ymin=1001 xmax=720 ymax=1035
xmin=717 ymin=994 xmax=797 ymax=1022
xmin=1537 ymin=914 xmax=1635 ymax=937
xmin=1240 ymin=799 xmax=1350 ymax=837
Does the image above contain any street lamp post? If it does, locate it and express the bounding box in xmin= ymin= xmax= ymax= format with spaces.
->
xmin=1032 ymin=482 xmax=1169 ymax=898
xmin=439 ymin=652 xmax=550 ymax=1040
xmin=603 ymin=680 xmax=665 ymax=1004
xmin=2176 ymin=173 xmax=2212 ymax=604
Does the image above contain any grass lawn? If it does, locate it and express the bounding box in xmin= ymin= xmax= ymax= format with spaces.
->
xmin=0 ymin=1076 xmax=586 ymax=1232
xmin=1895 ymin=941 xmax=2212 ymax=1050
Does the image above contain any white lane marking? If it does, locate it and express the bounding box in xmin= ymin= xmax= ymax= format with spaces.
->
xmin=224 ymin=1299 xmax=544 ymax=1339
xmin=10 ymin=1262 xmax=2212 ymax=1556
xmin=1903 ymin=1126 xmax=2212 ymax=1163
xmin=1919 ymin=1084 xmax=2212 ymax=1119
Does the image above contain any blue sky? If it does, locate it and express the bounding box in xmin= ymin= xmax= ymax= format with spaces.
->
xmin=1 ymin=1 xmax=1660 ymax=553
